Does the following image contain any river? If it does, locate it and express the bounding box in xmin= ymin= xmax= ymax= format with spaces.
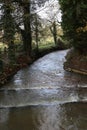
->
xmin=0 ymin=50 xmax=87 ymax=130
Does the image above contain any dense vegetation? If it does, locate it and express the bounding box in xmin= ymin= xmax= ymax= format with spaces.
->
xmin=0 ymin=0 xmax=65 ymax=85
xmin=59 ymin=0 xmax=87 ymax=52
xmin=0 ymin=0 xmax=87 ymax=85
xmin=59 ymin=0 xmax=87 ymax=75
xmin=0 ymin=0 xmax=64 ymax=58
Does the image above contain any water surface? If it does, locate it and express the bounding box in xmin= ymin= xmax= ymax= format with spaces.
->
xmin=0 ymin=50 xmax=87 ymax=130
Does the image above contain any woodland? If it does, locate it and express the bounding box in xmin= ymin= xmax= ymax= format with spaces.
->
xmin=0 ymin=0 xmax=87 ymax=85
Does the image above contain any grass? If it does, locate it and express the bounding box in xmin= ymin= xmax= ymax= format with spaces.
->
xmin=0 ymin=42 xmax=8 ymax=51
xmin=39 ymin=42 xmax=55 ymax=49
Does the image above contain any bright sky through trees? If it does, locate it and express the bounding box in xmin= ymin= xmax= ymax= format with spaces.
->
xmin=36 ymin=0 xmax=61 ymax=23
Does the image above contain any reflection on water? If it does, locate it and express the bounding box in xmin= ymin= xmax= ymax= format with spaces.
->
xmin=0 ymin=103 xmax=87 ymax=130
xmin=0 ymin=109 xmax=9 ymax=123
xmin=2 ymin=50 xmax=87 ymax=90
xmin=0 ymin=50 xmax=87 ymax=130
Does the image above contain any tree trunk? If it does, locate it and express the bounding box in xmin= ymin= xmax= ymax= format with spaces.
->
xmin=23 ymin=1 xmax=32 ymax=56
xmin=35 ymin=15 xmax=39 ymax=51
xmin=53 ymin=21 xmax=57 ymax=45
xmin=8 ymin=41 xmax=15 ymax=64
xmin=50 ymin=21 xmax=57 ymax=45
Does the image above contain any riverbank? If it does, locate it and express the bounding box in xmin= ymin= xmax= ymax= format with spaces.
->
xmin=64 ymin=48 xmax=87 ymax=75
xmin=0 ymin=56 xmax=33 ymax=86
xmin=0 ymin=45 xmax=66 ymax=87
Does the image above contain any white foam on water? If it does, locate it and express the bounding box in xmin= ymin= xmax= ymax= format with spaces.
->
xmin=0 ymin=98 xmax=86 ymax=109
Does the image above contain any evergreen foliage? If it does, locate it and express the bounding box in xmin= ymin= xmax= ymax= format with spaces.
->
xmin=2 ymin=1 xmax=16 ymax=63
xmin=2 ymin=2 xmax=15 ymax=43
xmin=59 ymin=0 xmax=87 ymax=51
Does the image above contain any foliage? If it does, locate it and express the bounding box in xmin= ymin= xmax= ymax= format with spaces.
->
xmin=59 ymin=0 xmax=87 ymax=51
xmin=1 ymin=1 xmax=16 ymax=64
xmin=2 ymin=2 xmax=15 ymax=43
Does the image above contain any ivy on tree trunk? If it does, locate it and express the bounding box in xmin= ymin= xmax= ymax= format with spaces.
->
xmin=2 ymin=0 xmax=15 ymax=64
xmin=59 ymin=0 xmax=87 ymax=52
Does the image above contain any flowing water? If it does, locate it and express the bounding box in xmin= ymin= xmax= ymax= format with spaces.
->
xmin=0 ymin=50 xmax=87 ymax=130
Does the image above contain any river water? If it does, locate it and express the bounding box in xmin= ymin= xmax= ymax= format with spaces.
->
xmin=0 ymin=50 xmax=87 ymax=130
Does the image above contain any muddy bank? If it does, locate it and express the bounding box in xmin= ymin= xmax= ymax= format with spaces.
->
xmin=64 ymin=49 xmax=87 ymax=75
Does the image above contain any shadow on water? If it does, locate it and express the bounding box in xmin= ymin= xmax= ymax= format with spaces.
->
xmin=1 ymin=50 xmax=87 ymax=89
xmin=0 ymin=50 xmax=87 ymax=130
xmin=0 ymin=103 xmax=87 ymax=130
